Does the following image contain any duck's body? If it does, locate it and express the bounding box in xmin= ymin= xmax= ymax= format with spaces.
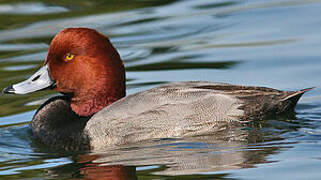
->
xmin=2 ymin=28 xmax=312 ymax=150
xmin=31 ymin=81 xmax=310 ymax=150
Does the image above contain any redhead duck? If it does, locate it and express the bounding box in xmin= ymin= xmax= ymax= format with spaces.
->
xmin=2 ymin=28 xmax=313 ymax=150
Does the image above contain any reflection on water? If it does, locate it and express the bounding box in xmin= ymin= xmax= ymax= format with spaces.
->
xmin=0 ymin=0 xmax=321 ymax=179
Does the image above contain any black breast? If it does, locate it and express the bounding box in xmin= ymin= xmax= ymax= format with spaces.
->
xmin=30 ymin=96 xmax=91 ymax=151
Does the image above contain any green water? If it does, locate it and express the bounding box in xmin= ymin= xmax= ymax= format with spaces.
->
xmin=0 ymin=0 xmax=321 ymax=179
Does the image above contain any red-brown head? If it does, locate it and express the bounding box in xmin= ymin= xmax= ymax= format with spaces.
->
xmin=3 ymin=28 xmax=126 ymax=117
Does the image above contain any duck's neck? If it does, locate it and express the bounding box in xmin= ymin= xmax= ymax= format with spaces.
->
xmin=70 ymin=83 xmax=126 ymax=117
xmin=70 ymin=93 xmax=122 ymax=117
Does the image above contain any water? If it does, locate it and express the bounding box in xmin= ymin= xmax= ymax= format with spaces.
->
xmin=0 ymin=0 xmax=321 ymax=179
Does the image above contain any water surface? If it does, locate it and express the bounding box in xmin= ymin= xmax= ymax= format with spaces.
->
xmin=0 ymin=0 xmax=321 ymax=179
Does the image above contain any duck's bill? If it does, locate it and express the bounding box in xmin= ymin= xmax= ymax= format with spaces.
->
xmin=2 ymin=64 xmax=55 ymax=95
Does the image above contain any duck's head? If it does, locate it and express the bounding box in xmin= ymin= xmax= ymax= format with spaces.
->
xmin=3 ymin=28 xmax=126 ymax=116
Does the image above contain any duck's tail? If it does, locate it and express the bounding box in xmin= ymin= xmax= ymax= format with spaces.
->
xmin=281 ymin=87 xmax=315 ymax=110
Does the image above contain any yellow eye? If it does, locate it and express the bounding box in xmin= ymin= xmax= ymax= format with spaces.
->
xmin=65 ymin=53 xmax=74 ymax=61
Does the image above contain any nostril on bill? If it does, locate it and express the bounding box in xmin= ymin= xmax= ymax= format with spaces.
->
xmin=31 ymin=75 xmax=41 ymax=82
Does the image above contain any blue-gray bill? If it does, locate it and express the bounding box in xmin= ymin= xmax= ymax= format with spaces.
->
xmin=2 ymin=64 xmax=55 ymax=94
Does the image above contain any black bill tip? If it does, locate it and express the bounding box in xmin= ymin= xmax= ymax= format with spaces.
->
xmin=2 ymin=85 xmax=15 ymax=94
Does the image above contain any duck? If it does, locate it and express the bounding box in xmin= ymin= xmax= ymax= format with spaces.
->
xmin=2 ymin=28 xmax=313 ymax=150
